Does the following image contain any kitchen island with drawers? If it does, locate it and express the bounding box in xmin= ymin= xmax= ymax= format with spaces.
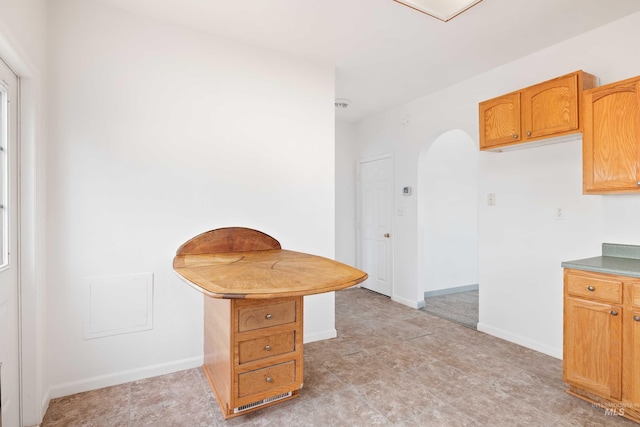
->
xmin=173 ymin=227 xmax=367 ymax=419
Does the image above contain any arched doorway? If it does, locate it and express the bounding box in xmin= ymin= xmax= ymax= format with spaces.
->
xmin=418 ymin=129 xmax=479 ymax=328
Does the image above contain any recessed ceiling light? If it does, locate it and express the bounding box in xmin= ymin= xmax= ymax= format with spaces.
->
xmin=393 ymin=0 xmax=483 ymax=22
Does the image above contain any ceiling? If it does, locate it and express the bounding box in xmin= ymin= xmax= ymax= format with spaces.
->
xmin=92 ymin=0 xmax=640 ymax=122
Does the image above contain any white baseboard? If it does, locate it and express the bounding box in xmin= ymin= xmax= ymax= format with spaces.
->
xmin=477 ymin=322 xmax=562 ymax=359
xmin=40 ymin=388 xmax=51 ymax=426
xmin=424 ymin=283 xmax=478 ymax=298
xmin=46 ymin=356 xmax=203 ymax=401
xmin=304 ymin=328 xmax=337 ymax=343
xmin=391 ymin=295 xmax=425 ymax=309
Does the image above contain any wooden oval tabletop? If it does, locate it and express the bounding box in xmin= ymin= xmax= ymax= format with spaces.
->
xmin=173 ymin=228 xmax=368 ymax=299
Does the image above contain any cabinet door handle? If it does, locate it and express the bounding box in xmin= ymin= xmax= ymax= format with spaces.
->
xmin=587 ymin=286 xmax=595 ymax=291
xmin=265 ymin=314 xmax=272 ymax=320
xmin=265 ymin=376 xmax=273 ymax=383
xmin=611 ymin=310 xmax=618 ymax=316
xmin=264 ymin=345 xmax=271 ymax=351
xmin=513 ymin=134 xmax=518 ymax=139
xmin=526 ymin=131 xmax=531 ymax=136
xmin=634 ymin=316 xmax=640 ymax=322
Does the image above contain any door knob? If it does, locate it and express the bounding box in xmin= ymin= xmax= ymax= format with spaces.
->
xmin=384 ymin=233 xmax=390 ymax=238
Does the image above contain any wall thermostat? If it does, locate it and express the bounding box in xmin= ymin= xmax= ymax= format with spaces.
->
xmin=402 ymin=186 xmax=412 ymax=196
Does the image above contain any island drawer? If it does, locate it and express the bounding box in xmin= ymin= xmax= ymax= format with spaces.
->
xmin=566 ymin=271 xmax=622 ymax=304
xmin=237 ymin=300 xmax=297 ymax=333
xmin=237 ymin=361 xmax=296 ymax=397
xmin=238 ymin=331 xmax=296 ymax=364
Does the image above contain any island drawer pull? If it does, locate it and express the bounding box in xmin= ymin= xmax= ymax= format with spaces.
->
xmin=634 ymin=316 xmax=640 ymax=322
xmin=611 ymin=310 xmax=618 ymax=316
xmin=265 ymin=314 xmax=272 ymax=320
xmin=587 ymin=286 xmax=595 ymax=291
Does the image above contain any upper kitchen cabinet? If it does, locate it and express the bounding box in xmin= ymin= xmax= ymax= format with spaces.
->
xmin=479 ymin=71 xmax=597 ymax=151
xmin=583 ymin=76 xmax=640 ymax=194
xmin=478 ymin=92 xmax=521 ymax=148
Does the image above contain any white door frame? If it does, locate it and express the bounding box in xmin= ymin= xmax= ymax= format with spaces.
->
xmin=0 ymin=52 xmax=20 ymax=427
xmin=0 ymin=31 xmax=45 ymax=426
xmin=356 ymin=153 xmax=394 ymax=297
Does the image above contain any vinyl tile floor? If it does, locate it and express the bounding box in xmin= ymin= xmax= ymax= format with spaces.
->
xmin=42 ymin=287 xmax=637 ymax=426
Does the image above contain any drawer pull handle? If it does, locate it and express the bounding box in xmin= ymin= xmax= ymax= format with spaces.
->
xmin=526 ymin=131 xmax=531 ymax=136
xmin=265 ymin=376 xmax=273 ymax=383
xmin=587 ymin=286 xmax=595 ymax=291
xmin=265 ymin=345 xmax=271 ymax=351
xmin=634 ymin=316 xmax=640 ymax=322
xmin=611 ymin=310 xmax=618 ymax=316
xmin=265 ymin=314 xmax=272 ymax=320
xmin=513 ymin=134 xmax=518 ymax=139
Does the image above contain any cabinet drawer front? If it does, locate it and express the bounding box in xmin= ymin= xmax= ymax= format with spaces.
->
xmin=238 ymin=331 xmax=296 ymax=364
xmin=238 ymin=301 xmax=297 ymax=332
xmin=238 ymin=361 xmax=296 ymax=397
xmin=566 ymin=274 xmax=622 ymax=304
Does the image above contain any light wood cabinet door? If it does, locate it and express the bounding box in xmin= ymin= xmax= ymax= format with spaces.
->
xmin=564 ymin=296 xmax=622 ymax=400
xmin=583 ymin=76 xmax=640 ymax=194
xmin=630 ymin=310 xmax=640 ymax=404
xmin=479 ymin=92 xmax=521 ymax=148
xmin=522 ymin=74 xmax=578 ymax=139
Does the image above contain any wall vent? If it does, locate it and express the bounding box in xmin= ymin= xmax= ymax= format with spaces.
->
xmin=234 ymin=391 xmax=292 ymax=414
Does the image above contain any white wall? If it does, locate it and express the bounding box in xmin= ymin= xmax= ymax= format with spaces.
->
xmin=0 ymin=0 xmax=48 ymax=424
xmin=335 ymin=120 xmax=358 ymax=266
xmin=418 ymin=130 xmax=478 ymax=293
xmin=354 ymin=11 xmax=640 ymax=358
xmin=47 ymin=0 xmax=336 ymax=400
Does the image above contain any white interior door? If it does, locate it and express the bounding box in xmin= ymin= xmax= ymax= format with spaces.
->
xmin=0 ymin=57 xmax=20 ymax=427
xmin=358 ymin=156 xmax=393 ymax=296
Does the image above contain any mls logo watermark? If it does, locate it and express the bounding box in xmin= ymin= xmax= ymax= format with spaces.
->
xmin=592 ymin=402 xmax=639 ymax=417
xmin=604 ymin=407 xmax=625 ymax=417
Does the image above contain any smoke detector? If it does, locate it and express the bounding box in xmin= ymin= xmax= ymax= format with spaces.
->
xmin=335 ymin=98 xmax=351 ymax=109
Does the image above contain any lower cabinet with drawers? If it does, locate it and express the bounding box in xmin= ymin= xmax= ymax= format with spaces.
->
xmin=563 ymin=269 xmax=640 ymax=422
xmin=203 ymin=295 xmax=304 ymax=419
xmin=173 ymin=227 xmax=367 ymax=418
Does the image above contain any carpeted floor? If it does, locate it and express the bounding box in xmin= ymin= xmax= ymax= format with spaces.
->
xmin=420 ymin=290 xmax=478 ymax=329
